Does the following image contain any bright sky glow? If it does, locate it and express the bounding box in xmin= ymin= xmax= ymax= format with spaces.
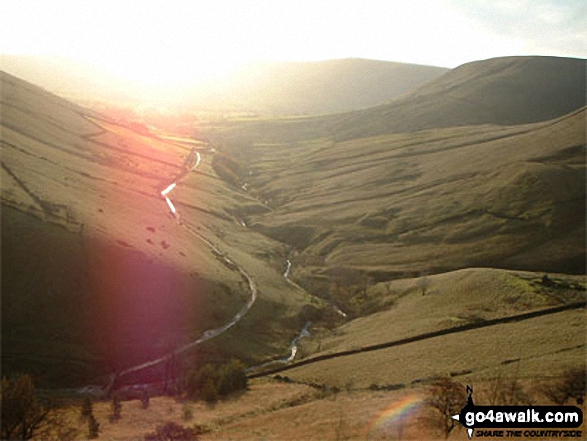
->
xmin=1 ymin=0 xmax=585 ymax=87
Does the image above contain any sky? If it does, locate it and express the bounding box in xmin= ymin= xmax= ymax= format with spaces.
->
xmin=1 ymin=0 xmax=585 ymax=88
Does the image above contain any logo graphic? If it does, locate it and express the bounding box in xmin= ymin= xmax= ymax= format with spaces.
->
xmin=451 ymin=386 xmax=583 ymax=439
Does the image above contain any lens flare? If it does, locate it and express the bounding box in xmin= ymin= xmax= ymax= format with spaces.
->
xmin=370 ymin=393 xmax=424 ymax=431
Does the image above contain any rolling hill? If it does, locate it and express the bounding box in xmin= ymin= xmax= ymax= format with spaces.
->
xmin=178 ymin=56 xmax=585 ymax=439
xmin=330 ymin=55 xmax=587 ymax=140
xmin=0 ymin=55 xmax=448 ymax=116
xmin=198 ymin=56 xmax=586 ymax=440
xmin=1 ymin=53 xmax=585 ymax=439
xmin=203 ymin=56 xmax=586 ymax=316
xmin=289 ymin=268 xmax=585 ymax=385
xmin=208 ymin=56 xmax=586 ymax=145
xmin=211 ymin=110 xmax=585 ymax=298
xmin=189 ymin=58 xmax=449 ymax=115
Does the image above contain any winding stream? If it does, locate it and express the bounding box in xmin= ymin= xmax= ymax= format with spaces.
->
xmin=283 ymin=259 xmax=292 ymax=278
xmin=83 ymin=145 xmax=347 ymax=393
xmin=84 ymin=146 xmax=259 ymax=393
xmin=246 ymin=321 xmax=312 ymax=373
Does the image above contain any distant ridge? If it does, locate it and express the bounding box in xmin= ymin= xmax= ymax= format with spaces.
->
xmin=191 ymin=58 xmax=449 ymax=115
xmin=332 ymin=56 xmax=586 ymax=139
xmin=212 ymin=56 xmax=586 ymax=143
xmin=0 ymin=55 xmax=448 ymax=115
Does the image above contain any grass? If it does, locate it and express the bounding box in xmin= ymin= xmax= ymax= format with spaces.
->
xmin=1 ymin=71 xmax=320 ymax=387
xmin=282 ymin=307 xmax=585 ymax=390
xmin=38 ymin=380 xmax=317 ymax=440
xmin=3 ymin=58 xmax=586 ymax=439
xmin=206 ymin=56 xmax=585 ymax=145
xmin=201 ymin=59 xmax=585 ymax=296
xmin=296 ymin=268 xmax=585 ymax=358
xmin=39 ymin=380 xmax=428 ymax=440
xmin=38 ymin=374 xmax=586 ymax=440
xmin=204 ymin=108 xmax=585 ymax=292
xmin=243 ymin=268 xmax=585 ymax=394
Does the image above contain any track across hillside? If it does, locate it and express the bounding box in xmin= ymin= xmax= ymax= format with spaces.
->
xmin=248 ymin=300 xmax=585 ymax=379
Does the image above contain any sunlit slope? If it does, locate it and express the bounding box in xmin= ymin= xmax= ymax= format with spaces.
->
xmin=0 ymin=71 xmax=317 ymax=386
xmin=300 ymin=268 xmax=586 ymax=356
xmin=209 ymin=56 xmax=585 ymax=145
xmin=268 ymin=268 xmax=586 ymax=389
xmin=286 ymin=307 xmax=585 ymax=390
xmin=239 ymin=109 xmax=585 ymax=283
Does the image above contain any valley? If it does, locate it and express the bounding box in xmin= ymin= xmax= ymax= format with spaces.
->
xmin=1 ymin=54 xmax=585 ymax=440
xmin=1 ymin=70 xmax=322 ymax=389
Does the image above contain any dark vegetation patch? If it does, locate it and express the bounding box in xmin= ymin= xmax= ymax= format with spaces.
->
xmin=1 ymin=207 xmax=241 ymax=388
xmin=144 ymin=422 xmax=200 ymax=441
xmin=256 ymin=224 xmax=316 ymax=250
xmin=184 ymin=359 xmax=248 ymax=403
xmin=211 ymin=152 xmax=245 ymax=188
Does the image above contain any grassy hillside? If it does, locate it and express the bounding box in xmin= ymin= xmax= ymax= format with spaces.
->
xmin=0 ymin=71 xmax=321 ymax=387
xmin=330 ymin=56 xmax=586 ymax=140
xmin=299 ymin=268 xmax=586 ymax=357
xmin=206 ymin=56 xmax=586 ymax=145
xmin=195 ymin=56 xmax=585 ymax=440
xmin=215 ymin=109 xmax=585 ymax=310
xmin=35 ymin=380 xmax=441 ymax=440
xmin=245 ymin=268 xmax=585 ymax=385
xmin=282 ymin=305 xmax=585 ymax=390
xmin=34 ymin=269 xmax=586 ymax=440
xmin=2 ymin=54 xmax=585 ymax=439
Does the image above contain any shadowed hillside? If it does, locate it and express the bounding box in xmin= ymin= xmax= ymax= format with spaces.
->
xmin=1 ymin=54 xmax=585 ymax=439
xmin=332 ymin=56 xmax=586 ymax=140
xmin=201 ymin=56 xmax=586 ymax=294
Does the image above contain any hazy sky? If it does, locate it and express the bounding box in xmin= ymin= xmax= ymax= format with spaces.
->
xmin=1 ymin=0 xmax=585 ymax=87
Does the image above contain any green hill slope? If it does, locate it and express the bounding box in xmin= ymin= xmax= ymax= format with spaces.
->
xmin=256 ymin=268 xmax=585 ymax=388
